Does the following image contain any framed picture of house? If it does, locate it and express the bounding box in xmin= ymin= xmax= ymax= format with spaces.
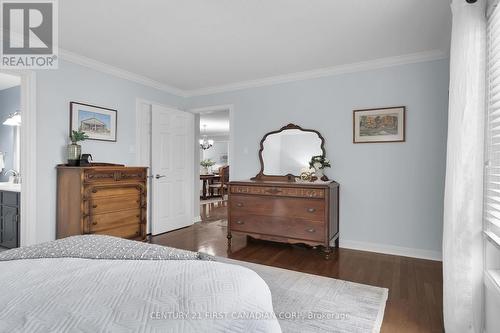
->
xmin=70 ymin=102 xmax=117 ymax=142
xmin=353 ymin=106 xmax=405 ymax=143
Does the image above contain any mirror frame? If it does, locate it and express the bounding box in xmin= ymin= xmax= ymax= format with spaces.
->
xmin=252 ymin=123 xmax=327 ymax=182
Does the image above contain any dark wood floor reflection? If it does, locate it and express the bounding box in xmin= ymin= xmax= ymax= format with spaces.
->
xmin=151 ymin=201 xmax=444 ymax=333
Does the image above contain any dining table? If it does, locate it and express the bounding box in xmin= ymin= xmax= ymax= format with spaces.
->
xmin=200 ymin=174 xmax=221 ymax=199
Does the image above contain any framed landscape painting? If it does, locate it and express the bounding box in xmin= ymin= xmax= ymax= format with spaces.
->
xmin=353 ymin=106 xmax=405 ymax=143
xmin=70 ymin=102 xmax=117 ymax=142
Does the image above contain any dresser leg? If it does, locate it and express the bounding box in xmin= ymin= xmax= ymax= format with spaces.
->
xmin=323 ymin=246 xmax=332 ymax=260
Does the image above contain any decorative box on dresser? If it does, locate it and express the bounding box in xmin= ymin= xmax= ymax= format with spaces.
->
xmin=56 ymin=164 xmax=148 ymax=240
xmin=227 ymin=123 xmax=340 ymax=258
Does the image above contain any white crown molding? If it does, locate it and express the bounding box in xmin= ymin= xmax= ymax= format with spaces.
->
xmin=187 ymin=49 xmax=448 ymax=97
xmin=59 ymin=49 xmax=188 ymax=97
xmin=340 ymin=239 xmax=442 ymax=261
xmin=59 ymin=48 xmax=448 ymax=99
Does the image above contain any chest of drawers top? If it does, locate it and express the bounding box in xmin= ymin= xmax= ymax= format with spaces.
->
xmin=57 ymin=165 xmax=147 ymax=184
xmin=229 ymin=179 xmax=338 ymax=198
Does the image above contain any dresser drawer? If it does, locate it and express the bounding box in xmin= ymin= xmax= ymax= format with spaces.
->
xmin=84 ymin=169 xmax=146 ymax=183
xmin=91 ymin=223 xmax=142 ymax=239
xmin=230 ymin=214 xmax=325 ymax=242
xmin=118 ymin=169 xmax=147 ymax=182
xmin=230 ymin=185 xmax=325 ymax=199
xmin=89 ymin=209 xmax=142 ymax=232
xmin=87 ymin=185 xmax=143 ymax=198
xmin=89 ymin=195 xmax=141 ymax=214
xmin=230 ymin=195 xmax=325 ymax=220
xmin=84 ymin=169 xmax=116 ymax=183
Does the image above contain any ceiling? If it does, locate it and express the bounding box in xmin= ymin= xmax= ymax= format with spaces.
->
xmin=59 ymin=0 xmax=451 ymax=93
xmin=200 ymin=110 xmax=230 ymax=136
xmin=0 ymin=73 xmax=20 ymax=91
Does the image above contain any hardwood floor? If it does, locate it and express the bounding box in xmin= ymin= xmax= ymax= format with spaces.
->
xmin=151 ymin=201 xmax=444 ymax=333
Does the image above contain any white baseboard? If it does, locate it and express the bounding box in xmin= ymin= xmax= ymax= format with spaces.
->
xmin=192 ymin=216 xmax=201 ymax=223
xmin=340 ymin=239 xmax=442 ymax=261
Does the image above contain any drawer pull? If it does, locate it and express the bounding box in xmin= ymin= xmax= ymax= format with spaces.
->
xmin=235 ymin=220 xmax=244 ymax=225
xmin=136 ymin=214 xmax=140 ymax=218
xmin=92 ymin=204 xmax=98 ymax=208
xmin=92 ymin=189 xmax=98 ymax=193
xmin=92 ymin=221 xmax=98 ymax=225
xmin=306 ymin=228 xmax=316 ymax=233
xmin=307 ymin=208 xmax=316 ymax=213
xmin=265 ymin=187 xmax=282 ymax=194
xmin=236 ymin=202 xmax=244 ymax=207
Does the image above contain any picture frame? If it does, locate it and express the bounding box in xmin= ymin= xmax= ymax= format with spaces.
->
xmin=70 ymin=102 xmax=117 ymax=142
xmin=353 ymin=106 xmax=405 ymax=143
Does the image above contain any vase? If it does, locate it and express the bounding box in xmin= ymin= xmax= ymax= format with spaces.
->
xmin=315 ymin=168 xmax=324 ymax=179
xmin=67 ymin=143 xmax=81 ymax=166
xmin=201 ymin=166 xmax=208 ymax=175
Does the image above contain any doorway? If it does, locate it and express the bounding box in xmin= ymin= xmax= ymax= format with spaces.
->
xmin=0 ymin=70 xmax=36 ymax=247
xmin=0 ymin=73 xmax=21 ymax=249
xmin=191 ymin=105 xmax=233 ymax=224
xmin=136 ymin=99 xmax=195 ymax=236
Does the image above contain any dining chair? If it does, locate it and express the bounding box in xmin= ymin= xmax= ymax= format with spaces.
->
xmin=209 ymin=165 xmax=229 ymax=199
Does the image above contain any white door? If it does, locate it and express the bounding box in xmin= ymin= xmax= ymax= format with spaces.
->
xmin=151 ymin=104 xmax=194 ymax=235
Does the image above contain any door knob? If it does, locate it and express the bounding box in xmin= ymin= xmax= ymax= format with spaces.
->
xmin=155 ymin=174 xmax=166 ymax=179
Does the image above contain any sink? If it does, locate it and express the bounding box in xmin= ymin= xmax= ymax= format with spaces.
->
xmin=0 ymin=182 xmax=21 ymax=192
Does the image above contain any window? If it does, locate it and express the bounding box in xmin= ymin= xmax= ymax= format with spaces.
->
xmin=485 ymin=0 xmax=500 ymax=314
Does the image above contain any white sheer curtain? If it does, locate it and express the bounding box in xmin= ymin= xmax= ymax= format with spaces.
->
xmin=443 ymin=1 xmax=486 ymax=332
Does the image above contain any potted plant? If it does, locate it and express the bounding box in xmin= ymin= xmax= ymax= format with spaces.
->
xmin=200 ymin=159 xmax=216 ymax=175
xmin=309 ymin=155 xmax=331 ymax=180
xmin=67 ymin=130 xmax=89 ymax=166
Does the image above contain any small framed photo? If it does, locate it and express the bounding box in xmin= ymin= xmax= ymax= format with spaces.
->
xmin=70 ymin=102 xmax=117 ymax=142
xmin=353 ymin=106 xmax=405 ymax=143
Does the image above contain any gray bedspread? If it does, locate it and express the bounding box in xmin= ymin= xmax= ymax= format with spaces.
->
xmin=0 ymin=235 xmax=211 ymax=261
xmin=0 ymin=236 xmax=281 ymax=333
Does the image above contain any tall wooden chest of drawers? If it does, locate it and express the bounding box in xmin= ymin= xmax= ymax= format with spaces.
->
xmin=56 ymin=165 xmax=148 ymax=240
xmin=228 ymin=180 xmax=339 ymax=258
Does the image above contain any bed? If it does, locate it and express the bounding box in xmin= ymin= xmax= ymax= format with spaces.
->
xmin=0 ymin=235 xmax=282 ymax=332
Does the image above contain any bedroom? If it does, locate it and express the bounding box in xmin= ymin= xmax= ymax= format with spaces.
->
xmin=0 ymin=0 xmax=497 ymax=332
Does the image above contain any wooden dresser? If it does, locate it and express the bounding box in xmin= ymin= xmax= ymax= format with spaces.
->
xmin=228 ymin=179 xmax=339 ymax=258
xmin=56 ymin=165 xmax=148 ymax=240
xmin=227 ymin=123 xmax=341 ymax=258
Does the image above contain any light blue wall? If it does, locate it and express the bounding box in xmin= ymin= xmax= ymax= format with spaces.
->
xmin=0 ymin=86 xmax=20 ymax=182
xmin=35 ymin=60 xmax=185 ymax=243
xmin=32 ymin=58 xmax=449 ymax=255
xmin=187 ymin=59 xmax=449 ymax=255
